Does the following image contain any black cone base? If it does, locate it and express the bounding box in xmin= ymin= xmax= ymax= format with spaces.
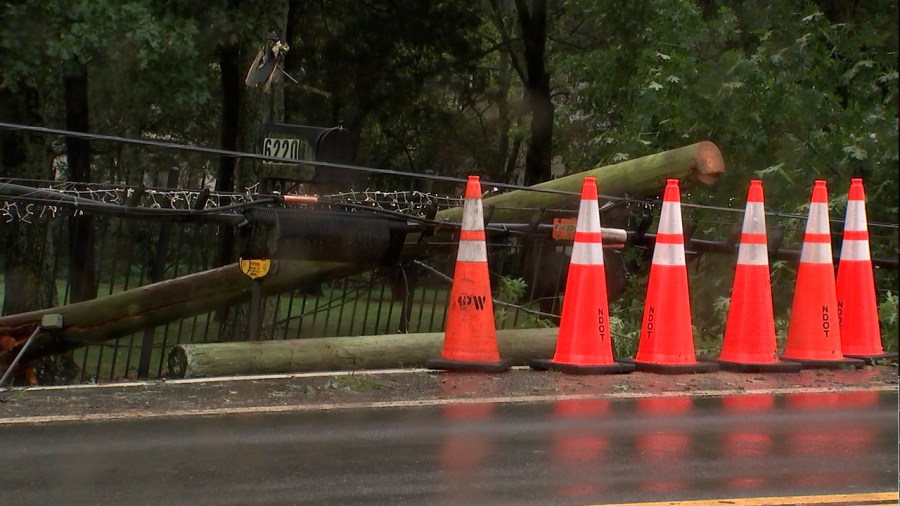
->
xmin=845 ymin=351 xmax=898 ymax=365
xmin=708 ymin=357 xmax=803 ymax=373
xmin=425 ymin=357 xmax=513 ymax=373
xmin=625 ymin=358 xmax=719 ymax=375
xmin=530 ymin=358 xmax=635 ymax=375
xmin=778 ymin=356 xmax=866 ymax=369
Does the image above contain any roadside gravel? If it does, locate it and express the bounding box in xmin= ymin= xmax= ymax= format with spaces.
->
xmin=1 ymin=364 xmax=896 ymax=423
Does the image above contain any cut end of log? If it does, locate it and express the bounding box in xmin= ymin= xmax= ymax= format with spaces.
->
xmin=693 ymin=141 xmax=725 ymax=184
xmin=167 ymin=346 xmax=189 ymax=379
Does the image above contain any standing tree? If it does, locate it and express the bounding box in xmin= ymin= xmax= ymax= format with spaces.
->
xmin=486 ymin=0 xmax=555 ymax=185
xmin=513 ymin=0 xmax=553 ymax=185
xmin=283 ymin=1 xmax=486 ymax=186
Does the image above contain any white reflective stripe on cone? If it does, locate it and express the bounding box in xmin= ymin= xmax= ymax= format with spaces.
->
xmin=844 ymin=200 xmax=867 ymax=230
xmin=840 ymin=240 xmax=871 ymax=261
xmin=570 ymin=242 xmax=604 ymax=266
xmin=457 ymin=240 xmax=488 ymax=263
xmin=461 ymin=199 xmax=485 ymax=231
xmin=658 ymin=201 xmax=684 ymax=234
xmin=799 ymin=241 xmax=833 ymax=264
xmin=742 ymin=202 xmax=766 ymax=234
xmin=805 ymin=202 xmax=830 ymax=234
xmin=651 ymin=242 xmax=686 ymax=266
xmin=736 ymin=242 xmax=769 ymax=266
xmin=575 ymin=199 xmax=601 ymax=233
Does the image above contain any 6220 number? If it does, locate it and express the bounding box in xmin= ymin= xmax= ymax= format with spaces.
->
xmin=263 ymin=137 xmax=303 ymax=162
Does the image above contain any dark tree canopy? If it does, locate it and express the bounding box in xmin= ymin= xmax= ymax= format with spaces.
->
xmin=0 ymin=0 xmax=896 ymax=345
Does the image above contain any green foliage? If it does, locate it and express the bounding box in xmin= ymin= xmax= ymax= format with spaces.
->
xmin=497 ymin=275 xmax=527 ymax=302
xmin=494 ymin=275 xmax=554 ymax=329
xmin=878 ymin=291 xmax=898 ymax=351
xmin=608 ymin=312 xmax=637 ymax=359
xmin=609 ymin=269 xmax=648 ymax=358
xmin=557 ymin=0 xmax=897 ymax=210
xmin=1 ymin=0 xmax=219 ymax=185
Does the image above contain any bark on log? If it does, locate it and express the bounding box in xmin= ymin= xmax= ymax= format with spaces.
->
xmin=168 ymin=328 xmax=557 ymax=378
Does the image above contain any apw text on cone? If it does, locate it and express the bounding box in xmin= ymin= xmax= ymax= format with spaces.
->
xmin=426 ymin=175 xmax=512 ymax=373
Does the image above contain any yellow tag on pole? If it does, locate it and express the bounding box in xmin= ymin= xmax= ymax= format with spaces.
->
xmin=239 ymin=258 xmax=271 ymax=280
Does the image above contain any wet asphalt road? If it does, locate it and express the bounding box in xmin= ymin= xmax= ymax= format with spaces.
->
xmin=0 ymin=390 xmax=896 ymax=505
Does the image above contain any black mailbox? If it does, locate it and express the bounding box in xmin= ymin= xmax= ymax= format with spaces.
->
xmin=257 ymin=122 xmax=354 ymax=193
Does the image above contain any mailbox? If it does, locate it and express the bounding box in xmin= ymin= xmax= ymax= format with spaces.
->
xmin=257 ymin=122 xmax=354 ymax=193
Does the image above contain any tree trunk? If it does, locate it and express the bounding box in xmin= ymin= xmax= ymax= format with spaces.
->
xmin=64 ymin=71 xmax=98 ymax=303
xmin=515 ymin=0 xmax=552 ymax=186
xmin=216 ymin=42 xmax=241 ymax=268
xmin=167 ymin=328 xmax=557 ymax=378
xmin=0 ymin=86 xmax=58 ymax=316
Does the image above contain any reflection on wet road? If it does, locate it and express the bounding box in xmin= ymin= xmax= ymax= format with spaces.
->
xmin=0 ymin=389 xmax=895 ymax=505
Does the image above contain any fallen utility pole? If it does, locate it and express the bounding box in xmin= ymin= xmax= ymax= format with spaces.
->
xmin=0 ymin=141 xmax=724 ymax=367
xmin=438 ymin=141 xmax=723 ymax=224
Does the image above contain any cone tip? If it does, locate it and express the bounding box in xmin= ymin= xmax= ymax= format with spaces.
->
xmin=811 ymin=180 xmax=828 ymax=203
xmin=848 ymin=178 xmax=865 ymax=201
xmin=663 ymin=179 xmax=680 ymax=202
xmin=581 ymin=177 xmax=598 ymax=200
xmin=747 ymin=180 xmax=764 ymax=202
xmin=465 ymin=175 xmax=482 ymax=199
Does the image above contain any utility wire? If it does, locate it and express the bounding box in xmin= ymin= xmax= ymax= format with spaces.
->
xmin=1 ymin=121 xmax=896 ymax=231
xmin=0 ymin=122 xmax=579 ymax=198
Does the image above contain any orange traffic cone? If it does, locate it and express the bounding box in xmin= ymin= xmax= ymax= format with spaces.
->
xmin=530 ymin=177 xmax=634 ymax=374
xmin=836 ymin=178 xmax=897 ymax=363
xmin=426 ymin=175 xmax=512 ymax=373
xmin=781 ymin=180 xmax=864 ymax=368
xmin=714 ymin=180 xmax=801 ymax=373
xmin=631 ymin=179 xmax=717 ymax=374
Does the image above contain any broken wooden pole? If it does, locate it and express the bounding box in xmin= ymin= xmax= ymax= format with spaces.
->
xmin=0 ymin=260 xmax=361 ymax=361
xmin=437 ymin=141 xmax=724 ymax=224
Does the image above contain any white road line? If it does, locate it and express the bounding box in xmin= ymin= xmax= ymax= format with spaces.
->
xmin=7 ymin=368 xmax=437 ymax=391
xmin=0 ymin=384 xmax=893 ymax=426
xmin=604 ymin=491 xmax=899 ymax=506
